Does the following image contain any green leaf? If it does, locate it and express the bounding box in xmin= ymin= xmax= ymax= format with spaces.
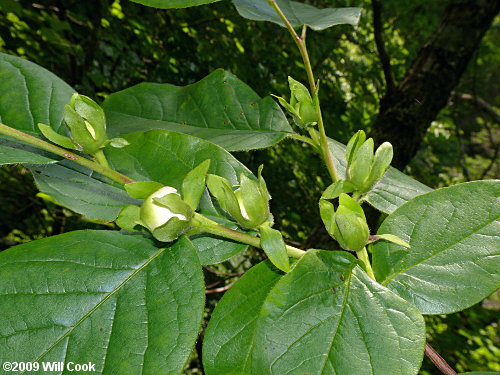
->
xmin=30 ymin=160 xmax=140 ymax=221
xmin=0 ymin=53 xmax=74 ymax=164
xmin=232 ymin=0 xmax=362 ymax=31
xmin=0 ymin=139 xmax=57 ymax=165
xmin=373 ymin=180 xmax=500 ymax=315
xmin=203 ymin=260 xmax=283 ymax=375
xmin=0 ymin=52 xmax=74 ymax=134
xmin=0 ymin=231 xmax=205 ymax=374
xmin=125 ymin=181 xmax=164 ymax=199
xmin=103 ymin=70 xmax=292 ymax=151
xmin=129 ymin=0 xmax=221 ymax=9
xmin=328 ymin=138 xmax=432 ymax=214
xmin=259 ymin=224 xmax=290 ymax=272
xmin=204 ymin=250 xmax=426 ymax=374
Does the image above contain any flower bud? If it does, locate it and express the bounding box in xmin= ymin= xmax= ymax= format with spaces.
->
xmin=365 ymin=142 xmax=393 ymax=188
xmin=64 ymin=93 xmax=107 ymax=154
xmin=206 ymin=172 xmax=271 ymax=230
xmin=320 ymin=193 xmax=369 ymax=252
xmin=347 ymin=138 xmax=374 ymax=189
xmin=345 ymin=131 xmax=394 ymax=192
xmin=272 ymin=77 xmax=319 ymax=129
xmin=140 ymin=186 xmax=193 ymax=242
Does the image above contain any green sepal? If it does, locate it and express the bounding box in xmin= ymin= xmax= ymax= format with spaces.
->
xmin=70 ymin=93 xmax=107 ymax=143
xmin=152 ymin=217 xmax=191 ymax=242
xmin=238 ymin=173 xmax=270 ymax=227
xmin=64 ymin=104 xmax=97 ymax=153
xmin=38 ymin=123 xmax=76 ymax=149
xmin=371 ymin=234 xmax=410 ymax=248
xmin=125 ymin=181 xmax=164 ymax=199
xmin=206 ymin=174 xmax=246 ymax=224
xmin=116 ymin=205 xmax=141 ymax=231
xmin=258 ymin=165 xmax=271 ymax=201
xmin=338 ymin=193 xmax=366 ymax=220
xmin=321 ymin=180 xmax=356 ymax=200
xmin=271 ymin=94 xmax=300 ymax=118
xmin=298 ymin=100 xmax=318 ymax=126
xmin=364 ymin=142 xmax=393 ymax=189
xmin=182 ymin=159 xmax=211 ymax=210
xmin=153 ymin=194 xmax=194 ymax=221
xmin=288 ymin=76 xmax=312 ymax=103
xmin=333 ymin=205 xmax=370 ymax=252
xmin=319 ymin=199 xmax=336 ymax=238
xmin=345 ymin=130 xmax=366 ymax=165
xmin=259 ymin=223 xmax=290 ymax=273
xmin=347 ymin=137 xmax=374 ymax=189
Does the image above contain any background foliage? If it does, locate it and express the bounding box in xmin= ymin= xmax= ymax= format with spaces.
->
xmin=0 ymin=0 xmax=498 ymax=373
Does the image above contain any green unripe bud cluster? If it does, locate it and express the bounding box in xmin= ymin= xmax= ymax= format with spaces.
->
xmin=320 ymin=193 xmax=370 ymax=252
xmin=272 ymin=76 xmax=319 ymax=129
xmin=64 ymin=93 xmax=108 ymax=154
xmin=206 ymin=166 xmax=272 ymax=230
xmin=345 ymin=130 xmax=393 ymax=193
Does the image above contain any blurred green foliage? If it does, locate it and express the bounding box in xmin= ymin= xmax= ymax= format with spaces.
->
xmin=0 ymin=0 xmax=498 ymax=373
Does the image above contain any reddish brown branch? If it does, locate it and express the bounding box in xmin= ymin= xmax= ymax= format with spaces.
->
xmin=425 ymin=342 xmax=457 ymax=375
xmin=205 ymin=282 xmax=235 ymax=295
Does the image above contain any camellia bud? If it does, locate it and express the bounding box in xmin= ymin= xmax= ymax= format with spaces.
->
xmin=320 ymin=193 xmax=370 ymax=252
xmin=140 ymin=186 xmax=193 ymax=242
xmin=64 ymin=93 xmax=108 ymax=155
xmin=206 ymin=170 xmax=272 ymax=230
xmin=345 ymin=131 xmax=393 ymax=192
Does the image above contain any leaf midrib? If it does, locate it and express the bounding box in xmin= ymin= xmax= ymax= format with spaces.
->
xmin=382 ymin=214 xmax=499 ymax=286
xmin=23 ymin=246 xmax=167 ymax=373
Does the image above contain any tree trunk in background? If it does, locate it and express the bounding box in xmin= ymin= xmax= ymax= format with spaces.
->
xmin=370 ymin=0 xmax=500 ymax=169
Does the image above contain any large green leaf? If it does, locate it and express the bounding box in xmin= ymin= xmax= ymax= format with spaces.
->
xmin=130 ymin=0 xmax=221 ymax=9
xmin=0 ymin=52 xmax=73 ymax=133
xmin=204 ymin=250 xmax=426 ymax=375
xmin=0 ymin=139 xmax=57 ymax=165
xmin=0 ymin=231 xmax=204 ymax=374
xmin=30 ymin=161 xmax=139 ymax=221
xmin=328 ymin=138 xmax=432 ymax=214
xmin=373 ymin=181 xmax=500 ymax=315
xmin=0 ymin=53 xmax=73 ymax=165
xmin=232 ymin=0 xmax=362 ymax=31
xmin=103 ymin=69 xmax=292 ymax=151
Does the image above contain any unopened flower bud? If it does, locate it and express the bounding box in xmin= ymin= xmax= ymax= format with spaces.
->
xmin=345 ymin=131 xmax=394 ymax=192
xmin=64 ymin=93 xmax=107 ymax=154
xmin=206 ymin=171 xmax=271 ymax=230
xmin=140 ymin=186 xmax=193 ymax=242
xmin=272 ymin=76 xmax=319 ymax=129
xmin=320 ymin=193 xmax=370 ymax=252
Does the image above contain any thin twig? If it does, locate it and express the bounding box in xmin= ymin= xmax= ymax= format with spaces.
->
xmin=205 ymin=282 xmax=236 ymax=295
xmin=0 ymin=123 xmax=134 ymax=185
xmin=425 ymin=342 xmax=457 ymax=375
